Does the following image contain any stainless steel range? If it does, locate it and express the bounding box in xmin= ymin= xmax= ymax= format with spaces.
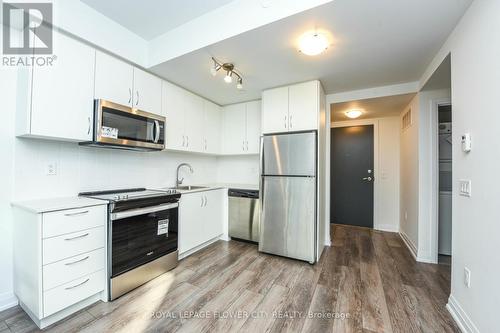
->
xmin=79 ymin=188 xmax=180 ymax=300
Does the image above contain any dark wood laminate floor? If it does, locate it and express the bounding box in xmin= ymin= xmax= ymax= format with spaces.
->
xmin=1 ymin=225 xmax=459 ymax=333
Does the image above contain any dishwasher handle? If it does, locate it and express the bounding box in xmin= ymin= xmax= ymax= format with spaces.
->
xmin=228 ymin=189 xmax=259 ymax=199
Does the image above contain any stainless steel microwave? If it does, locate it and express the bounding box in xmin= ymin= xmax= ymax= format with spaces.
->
xmin=80 ymin=99 xmax=165 ymax=151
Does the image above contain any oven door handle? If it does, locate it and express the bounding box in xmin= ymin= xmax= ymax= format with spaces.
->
xmin=111 ymin=203 xmax=178 ymax=220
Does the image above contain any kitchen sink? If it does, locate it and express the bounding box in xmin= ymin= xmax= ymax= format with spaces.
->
xmin=173 ymin=185 xmax=208 ymax=191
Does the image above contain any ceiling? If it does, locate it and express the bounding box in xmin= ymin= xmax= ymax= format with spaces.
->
xmin=149 ymin=0 xmax=471 ymax=105
xmin=331 ymin=93 xmax=416 ymax=122
xmin=80 ymin=0 xmax=235 ymax=40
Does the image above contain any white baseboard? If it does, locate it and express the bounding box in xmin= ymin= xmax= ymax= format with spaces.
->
xmin=0 ymin=291 xmax=18 ymax=311
xmin=447 ymin=294 xmax=479 ymax=333
xmin=399 ymin=231 xmax=418 ymax=260
xmin=375 ymin=224 xmax=399 ymax=233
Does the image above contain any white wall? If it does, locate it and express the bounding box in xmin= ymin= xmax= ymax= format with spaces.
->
xmin=418 ymin=1 xmax=500 ymax=331
xmin=0 ymin=66 xmax=17 ymax=311
xmin=399 ymin=96 xmax=420 ymax=254
xmin=216 ymin=155 xmax=259 ymax=185
xmin=332 ymin=116 xmax=400 ymax=232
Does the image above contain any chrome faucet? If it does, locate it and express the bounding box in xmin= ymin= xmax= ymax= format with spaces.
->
xmin=176 ymin=163 xmax=194 ymax=188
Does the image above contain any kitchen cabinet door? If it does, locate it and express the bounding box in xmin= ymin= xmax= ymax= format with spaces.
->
xmin=178 ymin=192 xmax=204 ymax=254
xmin=203 ymin=190 xmax=224 ymax=241
xmin=261 ymin=86 xmax=288 ymax=134
xmin=162 ymin=81 xmax=186 ymax=150
xmin=245 ymin=100 xmax=262 ymax=154
xmin=132 ymin=68 xmax=162 ymax=115
xmin=94 ymin=51 xmax=134 ymax=107
xmin=288 ymin=81 xmax=319 ymax=131
xmin=184 ymin=92 xmax=204 ymax=152
xmin=30 ymin=29 xmax=95 ymax=141
xmin=203 ymin=101 xmax=221 ymax=154
xmin=222 ymin=103 xmax=246 ymax=154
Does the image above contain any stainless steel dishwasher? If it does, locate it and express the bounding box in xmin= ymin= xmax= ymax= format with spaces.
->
xmin=228 ymin=189 xmax=260 ymax=243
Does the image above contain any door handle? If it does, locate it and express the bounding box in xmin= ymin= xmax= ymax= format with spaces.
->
xmin=362 ymin=177 xmax=373 ymax=182
xmin=153 ymin=120 xmax=160 ymax=143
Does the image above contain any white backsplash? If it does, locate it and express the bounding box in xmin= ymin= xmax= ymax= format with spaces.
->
xmin=216 ymin=155 xmax=260 ymax=185
xmin=13 ymin=138 xmax=218 ymax=201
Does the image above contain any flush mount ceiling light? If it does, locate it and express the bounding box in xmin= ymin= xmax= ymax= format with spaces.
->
xmin=345 ymin=109 xmax=363 ymax=119
xmin=210 ymin=57 xmax=243 ymax=90
xmin=298 ymin=31 xmax=330 ymax=56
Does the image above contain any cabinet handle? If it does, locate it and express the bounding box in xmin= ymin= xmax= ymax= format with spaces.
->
xmin=204 ymin=196 xmax=208 ymax=207
xmin=246 ymin=141 xmax=249 ymax=151
xmin=64 ymin=210 xmax=89 ymax=217
xmin=87 ymin=117 xmax=91 ymax=135
xmin=64 ymin=233 xmax=89 ymax=241
xmin=65 ymin=278 xmax=90 ymax=290
xmin=205 ymin=139 xmax=207 ymax=151
xmin=284 ymin=115 xmax=287 ymax=129
xmin=128 ymin=88 xmax=132 ymax=104
xmin=200 ymin=196 xmax=204 ymax=207
xmin=65 ymin=256 xmax=90 ymax=266
xmin=136 ymin=91 xmax=139 ymax=106
xmin=242 ymin=140 xmax=245 ymax=151
xmin=187 ymin=136 xmax=189 ymax=147
xmin=289 ymin=115 xmax=293 ymax=129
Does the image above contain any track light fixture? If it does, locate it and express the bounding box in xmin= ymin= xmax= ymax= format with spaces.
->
xmin=210 ymin=57 xmax=243 ymax=90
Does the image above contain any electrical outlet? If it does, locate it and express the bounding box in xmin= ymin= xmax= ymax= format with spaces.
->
xmin=459 ymin=179 xmax=471 ymax=197
xmin=464 ymin=267 xmax=471 ymax=288
xmin=46 ymin=162 xmax=57 ymax=176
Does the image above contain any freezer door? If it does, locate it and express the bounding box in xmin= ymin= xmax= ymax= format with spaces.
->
xmin=262 ymin=132 xmax=316 ymax=176
xmin=259 ymin=176 xmax=316 ymax=262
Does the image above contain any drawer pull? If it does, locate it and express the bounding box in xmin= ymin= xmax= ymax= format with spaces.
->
xmin=65 ymin=278 xmax=90 ymax=290
xmin=64 ymin=210 xmax=89 ymax=217
xmin=64 ymin=256 xmax=90 ymax=266
xmin=64 ymin=233 xmax=89 ymax=241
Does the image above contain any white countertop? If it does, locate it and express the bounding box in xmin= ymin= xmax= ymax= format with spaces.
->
xmin=12 ymin=196 xmax=107 ymax=213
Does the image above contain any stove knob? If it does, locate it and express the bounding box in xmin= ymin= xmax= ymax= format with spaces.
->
xmin=124 ymin=194 xmax=129 ymax=199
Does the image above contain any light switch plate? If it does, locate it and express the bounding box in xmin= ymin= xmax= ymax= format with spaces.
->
xmin=459 ymin=179 xmax=471 ymax=197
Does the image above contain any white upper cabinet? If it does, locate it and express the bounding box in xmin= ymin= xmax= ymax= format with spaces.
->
xmin=288 ymin=81 xmax=319 ymax=132
xmin=162 ymin=81 xmax=185 ymax=150
xmin=245 ymin=100 xmax=262 ymax=154
xmin=261 ymin=80 xmax=320 ymax=134
xmin=262 ymin=86 xmax=288 ymax=134
xmin=94 ymin=51 xmax=134 ymax=107
xmin=161 ymin=81 xmax=207 ymax=153
xmin=132 ymin=68 xmax=162 ymax=115
xmin=203 ymin=101 xmax=221 ymax=154
xmin=19 ymin=29 xmax=95 ymax=141
xmin=95 ymin=51 xmax=162 ymax=115
xmin=184 ymin=92 xmax=204 ymax=152
xmin=222 ymin=103 xmax=246 ymax=154
xmin=222 ymin=101 xmax=261 ymax=155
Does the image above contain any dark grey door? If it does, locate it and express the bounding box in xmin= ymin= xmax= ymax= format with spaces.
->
xmin=331 ymin=125 xmax=374 ymax=228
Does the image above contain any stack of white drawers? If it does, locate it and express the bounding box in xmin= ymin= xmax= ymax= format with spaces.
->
xmin=12 ymin=199 xmax=108 ymax=329
xmin=42 ymin=206 xmax=106 ymax=316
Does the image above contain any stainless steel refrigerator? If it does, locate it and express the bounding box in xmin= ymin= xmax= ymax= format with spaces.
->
xmin=259 ymin=131 xmax=317 ymax=263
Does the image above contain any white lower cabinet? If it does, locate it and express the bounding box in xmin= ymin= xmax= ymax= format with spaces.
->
xmin=13 ymin=203 xmax=107 ymax=329
xmin=179 ymin=189 xmax=224 ymax=255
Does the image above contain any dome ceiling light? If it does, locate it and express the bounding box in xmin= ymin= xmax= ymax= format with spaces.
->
xmin=345 ymin=109 xmax=363 ymax=119
xmin=298 ymin=31 xmax=330 ymax=56
xmin=210 ymin=57 xmax=243 ymax=90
